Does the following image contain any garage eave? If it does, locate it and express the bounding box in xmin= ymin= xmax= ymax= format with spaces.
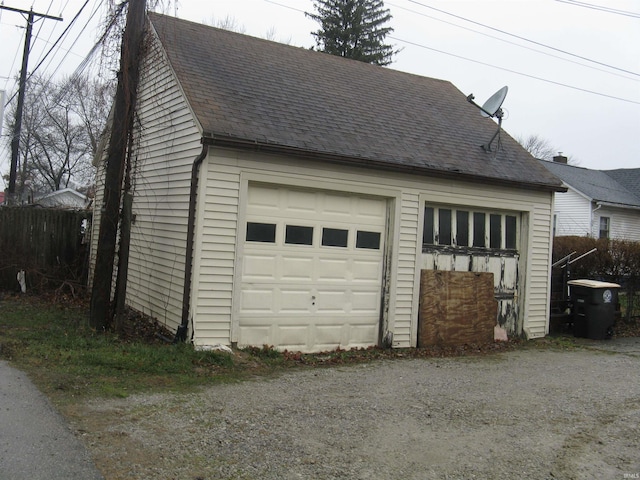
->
xmin=201 ymin=135 xmax=567 ymax=194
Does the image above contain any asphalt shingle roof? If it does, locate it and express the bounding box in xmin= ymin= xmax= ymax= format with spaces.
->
xmin=540 ymin=161 xmax=640 ymax=208
xmin=148 ymin=12 xmax=563 ymax=191
xmin=604 ymin=168 xmax=640 ymax=201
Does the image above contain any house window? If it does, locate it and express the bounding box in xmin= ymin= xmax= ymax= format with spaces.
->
xmin=599 ymin=216 xmax=610 ymax=239
xmin=423 ymin=205 xmax=519 ymax=251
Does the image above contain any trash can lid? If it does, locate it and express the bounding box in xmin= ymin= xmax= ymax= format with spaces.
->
xmin=567 ymin=279 xmax=621 ymax=289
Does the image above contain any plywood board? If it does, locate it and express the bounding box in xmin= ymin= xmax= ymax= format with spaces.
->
xmin=418 ymin=270 xmax=497 ymax=347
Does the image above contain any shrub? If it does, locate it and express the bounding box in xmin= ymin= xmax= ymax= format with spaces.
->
xmin=553 ymin=236 xmax=640 ymax=320
xmin=553 ymin=236 xmax=640 ymax=281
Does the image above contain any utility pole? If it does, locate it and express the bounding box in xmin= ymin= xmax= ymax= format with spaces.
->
xmin=0 ymin=5 xmax=62 ymax=205
xmin=89 ymin=0 xmax=146 ymax=330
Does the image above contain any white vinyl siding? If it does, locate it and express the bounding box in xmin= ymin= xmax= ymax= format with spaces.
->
xmin=124 ymin=37 xmax=203 ymax=332
xmin=90 ymin=31 xmax=203 ymax=332
xmin=190 ymin=151 xmax=554 ymax=347
xmin=87 ymin=154 xmax=106 ymax=290
xmin=594 ymin=206 xmax=640 ymax=242
xmin=527 ymin=203 xmax=554 ymax=337
xmin=553 ymin=187 xmax=592 ymax=236
xmin=396 ymin=192 xmax=420 ymax=347
xmin=190 ymin=161 xmax=240 ymax=347
xmin=553 ymin=186 xmax=640 ymax=242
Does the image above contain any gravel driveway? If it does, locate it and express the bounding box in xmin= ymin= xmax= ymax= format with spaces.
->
xmin=70 ymin=339 xmax=640 ymax=480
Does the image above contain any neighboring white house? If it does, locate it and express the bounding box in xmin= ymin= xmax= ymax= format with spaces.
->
xmin=540 ymin=157 xmax=640 ymax=241
xmin=34 ymin=188 xmax=90 ymax=209
xmin=90 ymin=13 xmax=565 ymax=352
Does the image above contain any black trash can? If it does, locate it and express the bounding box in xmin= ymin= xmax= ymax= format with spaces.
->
xmin=568 ymin=280 xmax=620 ymax=340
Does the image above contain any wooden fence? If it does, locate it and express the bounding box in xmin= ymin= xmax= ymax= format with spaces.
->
xmin=0 ymin=207 xmax=92 ymax=293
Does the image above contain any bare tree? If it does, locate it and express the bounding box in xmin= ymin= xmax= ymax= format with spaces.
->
xmin=516 ymin=134 xmax=557 ymax=161
xmin=205 ymin=15 xmax=246 ymax=33
xmin=3 ymin=74 xmax=113 ymax=201
xmin=517 ymin=134 xmax=579 ymax=165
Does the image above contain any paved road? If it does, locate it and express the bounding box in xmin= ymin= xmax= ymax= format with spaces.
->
xmin=0 ymin=360 xmax=103 ymax=480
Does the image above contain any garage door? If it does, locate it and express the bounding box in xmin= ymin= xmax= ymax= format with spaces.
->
xmin=238 ymin=184 xmax=387 ymax=353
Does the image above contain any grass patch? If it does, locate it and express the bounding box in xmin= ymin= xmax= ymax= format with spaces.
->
xmin=0 ymin=295 xmax=248 ymax=403
xmin=0 ymin=293 xmax=543 ymax=405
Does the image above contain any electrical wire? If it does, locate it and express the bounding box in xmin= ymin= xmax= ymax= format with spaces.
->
xmin=29 ymin=0 xmax=93 ymax=84
xmin=28 ymin=0 xmax=88 ymax=81
xmin=391 ymin=35 xmax=640 ymax=105
xmin=404 ymin=0 xmax=639 ymax=77
xmin=4 ymin=0 xmax=95 ymax=107
xmin=1 ymin=13 xmax=25 ymax=91
xmin=554 ymin=0 xmax=640 ymax=18
xmin=387 ymin=1 xmax=639 ymax=83
xmin=263 ymin=0 xmax=639 ymax=104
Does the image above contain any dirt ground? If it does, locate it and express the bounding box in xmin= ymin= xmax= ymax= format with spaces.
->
xmin=61 ymin=337 xmax=640 ymax=480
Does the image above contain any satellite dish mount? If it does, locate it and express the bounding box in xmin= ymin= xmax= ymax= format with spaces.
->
xmin=467 ymin=86 xmax=508 ymax=153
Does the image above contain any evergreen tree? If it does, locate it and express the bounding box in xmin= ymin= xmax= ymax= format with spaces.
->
xmin=307 ymin=0 xmax=396 ymax=66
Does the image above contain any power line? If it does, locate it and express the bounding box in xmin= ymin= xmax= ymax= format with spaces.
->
xmin=555 ymin=0 xmax=640 ymax=18
xmin=27 ymin=1 xmax=92 ymax=87
xmin=0 ymin=5 xmax=63 ymax=204
xmin=262 ymin=0 xmax=639 ymax=104
xmin=391 ymin=35 xmax=640 ymax=105
xmin=387 ymin=1 xmax=639 ymax=83
xmin=405 ymin=0 xmax=640 ymax=77
xmin=4 ymin=0 xmax=95 ymax=107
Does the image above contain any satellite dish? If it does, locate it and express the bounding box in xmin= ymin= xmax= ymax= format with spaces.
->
xmin=480 ymin=86 xmax=508 ymax=118
xmin=466 ymin=86 xmax=509 ymax=152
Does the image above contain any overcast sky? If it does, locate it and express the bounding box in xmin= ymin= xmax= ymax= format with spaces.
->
xmin=1 ymin=0 xmax=638 ymax=185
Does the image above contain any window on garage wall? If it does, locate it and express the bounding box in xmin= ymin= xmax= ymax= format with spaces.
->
xmin=423 ymin=205 xmax=518 ymax=251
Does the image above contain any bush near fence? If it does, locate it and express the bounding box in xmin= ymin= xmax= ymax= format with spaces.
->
xmin=0 ymin=207 xmax=91 ymax=294
xmin=553 ymin=236 xmax=640 ymax=322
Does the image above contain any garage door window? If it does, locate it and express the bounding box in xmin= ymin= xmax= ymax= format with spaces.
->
xmin=246 ymin=222 xmax=276 ymax=243
xmin=285 ymin=225 xmax=314 ymax=245
xmin=356 ymin=231 xmax=381 ymax=250
xmin=322 ymin=228 xmax=349 ymax=247
xmin=424 ymin=205 xmax=518 ymax=251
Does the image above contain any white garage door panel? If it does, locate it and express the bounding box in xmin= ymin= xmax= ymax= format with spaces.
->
xmin=238 ymin=185 xmax=387 ymax=352
xmin=352 ymin=259 xmax=384 ymax=282
xmin=280 ymin=288 xmax=313 ymax=312
xmin=351 ymin=291 xmax=381 ymax=313
xmin=242 ymin=255 xmax=277 ymax=280
xmin=316 ymin=258 xmax=350 ymax=281
xmin=281 ymin=257 xmax=315 ymax=281
xmin=239 ymin=288 xmax=274 ymax=312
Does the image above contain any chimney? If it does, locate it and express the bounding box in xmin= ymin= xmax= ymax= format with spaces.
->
xmin=553 ymin=153 xmax=568 ymax=164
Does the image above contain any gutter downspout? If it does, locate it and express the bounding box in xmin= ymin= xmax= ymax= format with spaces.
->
xmin=175 ymin=141 xmax=209 ymax=343
xmin=591 ymin=202 xmax=602 ymax=237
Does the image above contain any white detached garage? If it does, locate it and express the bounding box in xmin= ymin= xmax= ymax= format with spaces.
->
xmin=90 ymin=13 xmax=565 ymax=352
